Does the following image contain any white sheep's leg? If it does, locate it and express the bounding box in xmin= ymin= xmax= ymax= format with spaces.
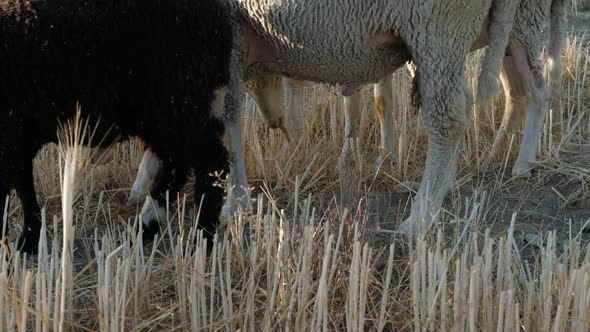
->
xmin=139 ymin=161 xmax=189 ymax=239
xmin=221 ymin=116 xmax=250 ymax=218
xmin=511 ymin=44 xmax=548 ymax=178
xmin=284 ymin=78 xmax=306 ymax=143
xmin=127 ymin=149 xmax=163 ymax=206
xmin=489 ymin=55 xmax=528 ymax=161
xmin=336 ymin=88 xmax=360 ymax=173
xmin=336 ymin=87 xmax=361 ymax=203
xmin=373 ymin=74 xmax=397 ymax=171
xmin=399 ymin=60 xmax=468 ymax=234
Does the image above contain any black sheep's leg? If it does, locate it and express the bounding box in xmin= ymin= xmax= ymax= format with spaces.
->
xmin=16 ymin=158 xmax=42 ymax=254
xmin=192 ymin=134 xmax=230 ymax=244
xmin=140 ymin=159 xmax=188 ymax=241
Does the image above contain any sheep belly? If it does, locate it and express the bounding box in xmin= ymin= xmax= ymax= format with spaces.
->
xmin=238 ymin=0 xmax=416 ymax=84
xmin=265 ymin=45 xmax=409 ymax=85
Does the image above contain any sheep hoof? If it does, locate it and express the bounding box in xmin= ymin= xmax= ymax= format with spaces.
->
xmin=141 ymin=222 xmax=160 ymax=243
xmin=336 ymin=140 xmax=354 ymax=174
xmin=335 ymin=155 xmax=354 ymax=177
xmin=397 ymin=212 xmax=433 ymax=235
xmin=126 ymin=191 xmax=144 ymax=207
xmin=392 ymin=181 xmax=420 ymax=194
xmin=221 ymin=196 xmax=250 ymax=220
xmin=512 ymin=160 xmax=534 ymax=178
xmin=139 ymin=195 xmax=165 ymax=242
xmin=397 ymin=217 xmax=421 ymax=235
xmin=372 ymin=155 xmax=396 ymax=173
xmin=16 ymin=231 xmax=39 ymax=255
xmin=220 ymin=203 xmax=237 ymax=220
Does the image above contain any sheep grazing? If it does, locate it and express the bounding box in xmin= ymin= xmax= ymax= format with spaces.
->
xmin=0 ymin=0 xmax=239 ymax=253
xmin=227 ymin=0 xmax=556 ymax=233
xmin=131 ymin=0 xmax=568 ymax=234
xmin=127 ymin=0 xmax=514 ymax=234
xmin=124 ymin=75 xmax=294 ymax=209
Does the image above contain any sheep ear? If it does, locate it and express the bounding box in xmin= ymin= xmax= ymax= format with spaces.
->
xmin=240 ymin=23 xmax=276 ymax=71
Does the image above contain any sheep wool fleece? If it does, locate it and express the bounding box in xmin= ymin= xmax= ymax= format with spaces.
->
xmin=0 ymin=0 xmax=235 ymax=252
xmin=234 ymin=0 xmax=515 ymax=230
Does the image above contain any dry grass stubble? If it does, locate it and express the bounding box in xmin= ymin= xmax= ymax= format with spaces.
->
xmin=0 ymin=10 xmax=589 ymax=331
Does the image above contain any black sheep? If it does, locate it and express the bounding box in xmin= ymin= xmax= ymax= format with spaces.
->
xmin=0 ymin=0 xmax=238 ymax=253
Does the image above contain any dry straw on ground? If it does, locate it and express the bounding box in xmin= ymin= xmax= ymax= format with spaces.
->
xmin=0 ymin=8 xmax=589 ymax=332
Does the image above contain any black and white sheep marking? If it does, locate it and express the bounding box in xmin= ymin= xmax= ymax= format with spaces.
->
xmin=0 ymin=0 xmax=237 ymax=253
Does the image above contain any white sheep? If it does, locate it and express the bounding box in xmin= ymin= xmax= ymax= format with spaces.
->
xmin=238 ymin=0 xmax=573 ymax=234
xmin=245 ymin=0 xmax=568 ymax=182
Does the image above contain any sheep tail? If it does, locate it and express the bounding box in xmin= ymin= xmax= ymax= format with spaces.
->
xmin=546 ymin=0 xmax=569 ymax=84
xmin=476 ymin=0 xmax=519 ymax=105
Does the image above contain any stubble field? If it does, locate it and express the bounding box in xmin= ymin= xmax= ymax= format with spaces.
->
xmin=1 ymin=5 xmax=590 ymax=332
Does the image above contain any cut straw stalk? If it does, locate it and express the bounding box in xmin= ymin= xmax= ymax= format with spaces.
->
xmin=3 ymin=191 xmax=590 ymax=330
xmin=57 ymin=110 xmax=87 ymax=331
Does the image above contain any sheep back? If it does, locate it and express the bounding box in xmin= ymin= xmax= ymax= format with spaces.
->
xmin=0 ymin=0 xmax=234 ymax=149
